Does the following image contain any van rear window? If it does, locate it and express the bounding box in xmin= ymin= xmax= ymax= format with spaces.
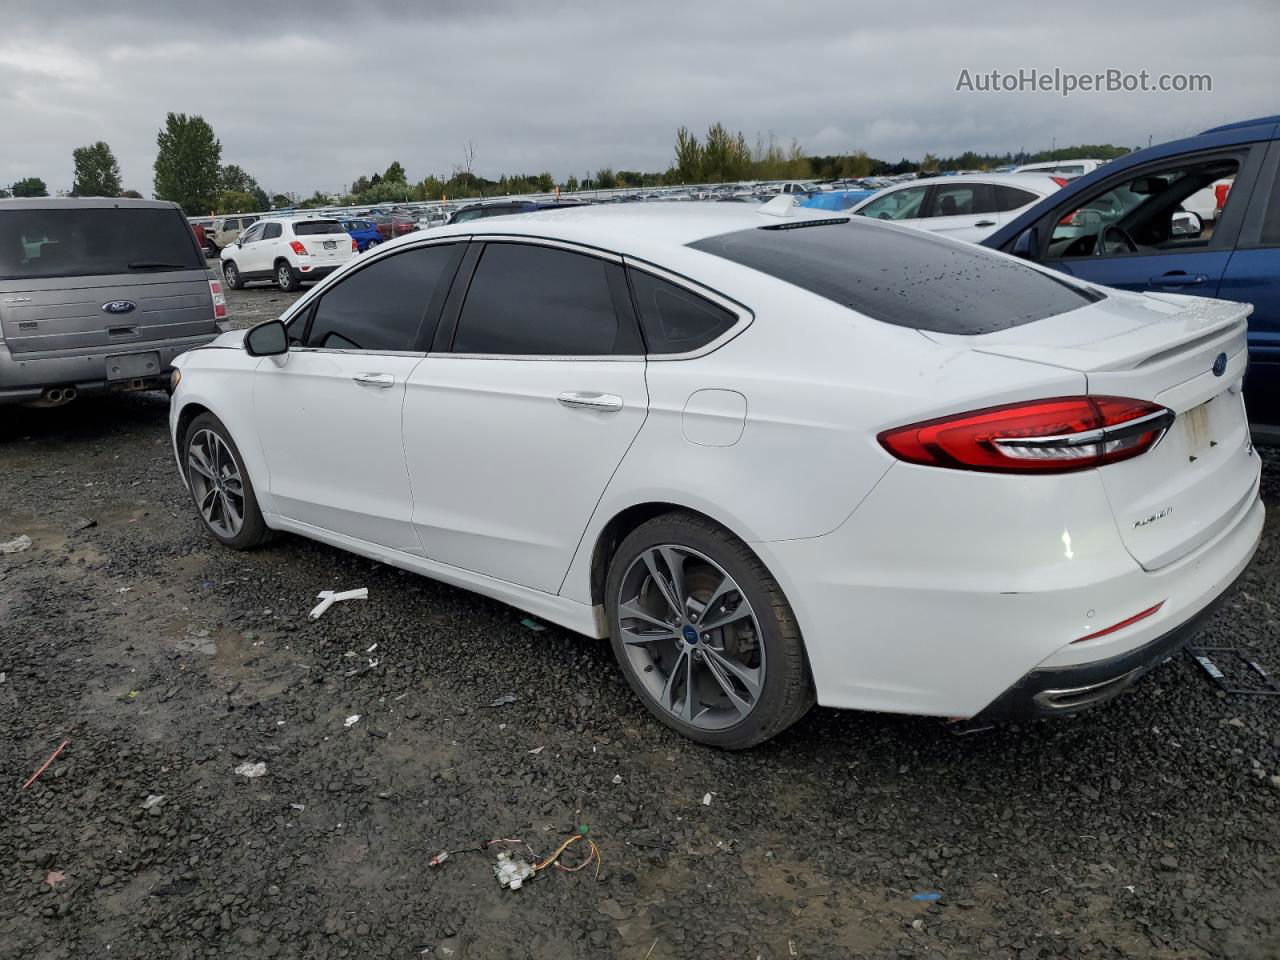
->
xmin=687 ymin=219 xmax=1100 ymax=335
xmin=0 ymin=206 xmax=204 ymax=280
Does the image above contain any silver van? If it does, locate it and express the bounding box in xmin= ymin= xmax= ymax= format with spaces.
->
xmin=0 ymin=197 xmax=232 ymax=406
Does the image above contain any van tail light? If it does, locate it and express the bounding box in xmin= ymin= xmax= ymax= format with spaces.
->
xmin=289 ymin=240 xmax=308 ymax=256
xmin=1050 ymin=176 xmax=1070 ymax=187
xmin=208 ymin=279 xmax=227 ymax=320
xmin=878 ymin=397 xmax=1174 ymax=474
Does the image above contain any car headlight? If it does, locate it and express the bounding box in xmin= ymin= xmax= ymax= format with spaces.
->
xmin=171 ymin=369 xmax=182 ymax=390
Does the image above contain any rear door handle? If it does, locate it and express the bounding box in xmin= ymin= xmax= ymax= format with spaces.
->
xmin=353 ymin=372 xmax=395 ymax=388
xmin=974 ymin=220 xmax=996 ymax=227
xmin=1150 ymin=273 xmax=1208 ymax=287
xmin=557 ymin=391 xmax=623 ymax=412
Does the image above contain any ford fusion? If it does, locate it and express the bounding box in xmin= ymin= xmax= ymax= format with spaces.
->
xmin=168 ymin=203 xmax=1262 ymax=748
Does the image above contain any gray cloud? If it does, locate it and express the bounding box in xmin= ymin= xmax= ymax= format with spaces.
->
xmin=3 ymin=0 xmax=1277 ymax=196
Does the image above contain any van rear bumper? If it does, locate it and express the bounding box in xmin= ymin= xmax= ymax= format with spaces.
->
xmin=0 ymin=326 xmax=231 ymax=404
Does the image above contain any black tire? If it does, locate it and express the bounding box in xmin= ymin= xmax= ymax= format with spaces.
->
xmin=206 ymin=242 xmax=220 ymax=257
xmin=605 ymin=512 xmax=813 ymax=749
xmin=182 ymin=412 xmax=273 ymax=550
xmin=222 ymin=260 xmax=244 ymax=290
xmin=275 ymin=260 xmax=299 ymax=292
xmin=365 ymin=239 xmax=379 ymax=251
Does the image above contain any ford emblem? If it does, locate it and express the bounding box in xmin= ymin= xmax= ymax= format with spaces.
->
xmin=1212 ymin=352 xmax=1227 ymax=377
xmin=102 ymin=300 xmax=136 ymax=315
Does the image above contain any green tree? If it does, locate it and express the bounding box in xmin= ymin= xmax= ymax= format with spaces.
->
xmin=0 ymin=187 xmax=10 ymax=198
xmin=383 ymin=161 xmax=407 ymax=183
xmin=120 ymin=189 xmax=143 ymax=199
xmin=919 ymin=152 xmax=940 ymax=174
xmin=298 ymin=191 xmax=333 ymax=209
xmin=595 ymin=168 xmax=618 ymax=189
xmin=72 ymin=141 xmax=122 ymax=197
xmin=673 ymin=126 xmax=702 ymax=183
xmin=536 ymin=172 xmax=554 ymax=192
xmin=351 ymin=175 xmax=371 ymax=195
xmin=564 ymin=175 xmax=579 ymax=192
xmin=153 ymin=113 xmax=222 ymax=215
xmin=11 ymin=177 xmax=48 ymax=197
xmin=219 ymin=164 xmax=254 ymax=193
xmin=216 ymin=189 xmax=258 ymax=213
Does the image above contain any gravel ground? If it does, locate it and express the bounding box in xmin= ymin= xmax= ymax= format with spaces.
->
xmin=1 ymin=280 xmax=1278 ymax=960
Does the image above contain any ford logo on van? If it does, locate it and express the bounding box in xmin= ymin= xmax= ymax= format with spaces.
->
xmin=102 ymin=300 xmax=137 ymax=315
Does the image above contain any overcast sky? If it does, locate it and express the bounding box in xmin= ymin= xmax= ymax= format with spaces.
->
xmin=3 ymin=0 xmax=1277 ymax=196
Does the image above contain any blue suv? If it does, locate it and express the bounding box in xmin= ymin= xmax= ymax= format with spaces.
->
xmin=984 ymin=114 xmax=1280 ymax=422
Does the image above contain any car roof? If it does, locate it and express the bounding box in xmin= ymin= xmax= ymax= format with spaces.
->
xmin=389 ymin=201 xmax=841 ymax=261
xmin=871 ymin=173 xmax=1064 ymax=193
xmin=1200 ymin=114 xmax=1280 ymax=135
xmin=0 ymin=196 xmax=184 ymax=212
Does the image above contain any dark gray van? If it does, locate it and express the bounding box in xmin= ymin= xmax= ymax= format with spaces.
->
xmin=0 ymin=197 xmax=232 ymax=406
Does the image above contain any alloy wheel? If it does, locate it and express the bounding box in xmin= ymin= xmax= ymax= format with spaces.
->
xmin=187 ymin=429 xmax=245 ymax=538
xmin=615 ymin=544 xmax=765 ymax=731
xmin=277 ymin=265 xmax=291 ymax=289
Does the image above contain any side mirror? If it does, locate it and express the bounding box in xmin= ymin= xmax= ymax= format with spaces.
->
xmin=1010 ymin=225 xmax=1039 ymax=260
xmin=1171 ymin=210 xmax=1203 ymax=238
xmin=245 ymin=319 xmax=288 ymax=357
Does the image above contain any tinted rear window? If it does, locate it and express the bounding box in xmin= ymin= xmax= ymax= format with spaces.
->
xmin=687 ymin=220 xmax=1099 ymax=335
xmin=0 ymin=206 xmax=203 ymax=280
xmin=293 ymin=220 xmax=346 ymax=236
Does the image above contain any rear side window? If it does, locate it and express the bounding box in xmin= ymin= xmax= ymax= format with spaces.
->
xmin=994 ymin=185 xmax=1038 ymax=211
xmin=304 ymin=244 xmax=462 ymax=351
xmin=262 ymin=223 xmax=282 ymax=239
xmin=453 ymin=243 xmax=626 ymax=356
xmin=926 ymin=183 xmax=996 ymax=217
xmin=294 ymin=220 xmax=346 ymax=236
xmin=688 ymin=221 xmax=1100 ymax=335
xmin=629 ymin=270 xmax=737 ymax=354
xmin=0 ymin=206 xmax=203 ymax=280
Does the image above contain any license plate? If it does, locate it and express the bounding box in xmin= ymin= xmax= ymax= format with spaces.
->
xmin=323 ymin=240 xmax=337 ymax=250
xmin=106 ymin=351 xmax=160 ymax=381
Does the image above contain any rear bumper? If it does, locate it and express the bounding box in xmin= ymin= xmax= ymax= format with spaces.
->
xmin=295 ymin=261 xmax=345 ymax=280
xmin=978 ymin=564 xmax=1245 ymax=719
xmin=0 ymin=326 xmax=232 ymax=403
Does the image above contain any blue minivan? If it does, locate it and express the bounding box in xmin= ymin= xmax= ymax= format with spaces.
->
xmin=984 ymin=114 xmax=1280 ymax=423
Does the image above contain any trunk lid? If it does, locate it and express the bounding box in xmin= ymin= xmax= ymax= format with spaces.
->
xmin=0 ymin=270 xmax=217 ymax=355
xmin=925 ymin=291 xmax=1257 ymax=570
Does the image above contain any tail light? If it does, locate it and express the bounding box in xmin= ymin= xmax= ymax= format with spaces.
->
xmin=1058 ymin=211 xmax=1079 ymax=226
xmin=1050 ymin=176 xmax=1070 ymax=188
xmin=208 ymin=279 xmax=227 ymax=320
xmin=878 ymin=397 xmax=1174 ymax=474
xmin=289 ymin=240 xmax=308 ymax=256
xmin=351 ymin=238 xmax=358 ymax=252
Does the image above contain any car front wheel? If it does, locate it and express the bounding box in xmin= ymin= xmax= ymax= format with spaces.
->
xmin=605 ymin=512 xmax=813 ymax=748
xmin=183 ymin=412 xmax=272 ymax=550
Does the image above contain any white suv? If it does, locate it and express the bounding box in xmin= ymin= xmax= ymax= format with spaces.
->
xmin=220 ymin=218 xmax=356 ymax=291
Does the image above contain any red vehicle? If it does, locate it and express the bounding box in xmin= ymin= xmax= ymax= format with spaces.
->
xmin=191 ymin=223 xmax=208 ymax=253
xmin=373 ymin=214 xmax=417 ymax=240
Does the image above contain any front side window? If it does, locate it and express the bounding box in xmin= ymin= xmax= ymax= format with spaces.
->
xmin=856 ymin=186 xmax=927 ymax=221
xmin=303 ymin=243 xmax=462 ymax=351
xmin=629 ymin=270 xmax=737 ymax=354
xmin=453 ymin=243 xmax=623 ymax=356
xmin=238 ymin=223 xmax=264 ymax=244
xmin=1047 ymin=156 xmax=1241 ymax=259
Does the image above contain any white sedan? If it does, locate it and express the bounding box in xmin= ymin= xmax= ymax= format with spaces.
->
xmin=846 ymin=173 xmax=1067 ymax=242
xmin=170 ymin=203 xmax=1262 ymax=748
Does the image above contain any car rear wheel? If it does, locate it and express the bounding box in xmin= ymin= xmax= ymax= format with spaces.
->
xmin=183 ymin=412 xmax=272 ymax=550
xmin=276 ymin=261 xmax=299 ymax=292
xmin=605 ymin=512 xmax=813 ymax=749
xmin=222 ymin=261 xmax=243 ymax=290
xmin=366 ymin=239 xmax=379 ymax=251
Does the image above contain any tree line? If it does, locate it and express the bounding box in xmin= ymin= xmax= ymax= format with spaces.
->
xmin=1 ymin=112 xmax=1135 ymax=211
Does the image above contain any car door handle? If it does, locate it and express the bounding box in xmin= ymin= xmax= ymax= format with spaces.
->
xmin=1150 ymin=273 xmax=1208 ymax=287
xmin=557 ymin=391 xmax=623 ymax=412
xmin=352 ymin=372 xmax=395 ymax=388
xmin=974 ymin=220 xmax=996 ymax=227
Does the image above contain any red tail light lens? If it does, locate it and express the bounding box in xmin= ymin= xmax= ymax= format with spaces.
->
xmin=289 ymin=240 xmax=308 ymax=256
xmin=351 ymin=237 xmax=358 ymax=252
xmin=879 ymin=397 xmax=1173 ymax=474
xmin=208 ymin=279 xmax=227 ymax=320
xmin=1050 ymin=176 xmax=1070 ymax=187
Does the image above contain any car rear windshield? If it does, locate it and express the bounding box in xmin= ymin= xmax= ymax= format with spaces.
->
xmin=293 ymin=220 xmax=347 ymax=236
xmin=0 ymin=206 xmax=204 ymax=280
xmin=687 ymin=220 xmax=1100 ymax=335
